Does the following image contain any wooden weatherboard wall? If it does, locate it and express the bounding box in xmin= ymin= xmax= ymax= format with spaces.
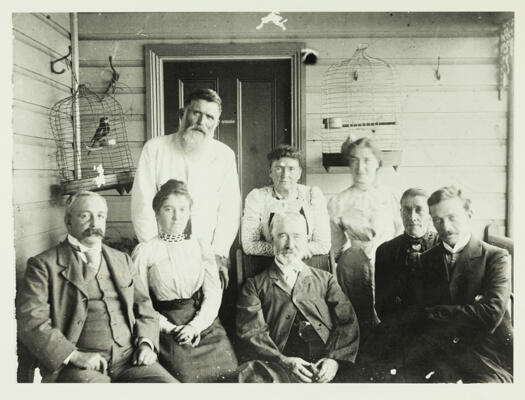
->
xmin=12 ymin=13 xmax=72 ymax=282
xmin=77 ymin=12 xmax=510 ymax=241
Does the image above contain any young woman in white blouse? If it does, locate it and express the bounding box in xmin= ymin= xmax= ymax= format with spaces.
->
xmin=132 ymin=180 xmax=237 ymax=382
xmin=328 ymin=138 xmax=403 ymax=335
xmin=241 ymin=145 xmax=331 ymax=271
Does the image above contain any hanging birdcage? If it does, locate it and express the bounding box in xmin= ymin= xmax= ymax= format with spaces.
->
xmin=321 ymin=44 xmax=402 ymax=170
xmin=50 ymin=84 xmax=135 ymax=195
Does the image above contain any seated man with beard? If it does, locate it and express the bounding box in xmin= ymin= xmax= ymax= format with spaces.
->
xmin=236 ymin=211 xmax=360 ymax=383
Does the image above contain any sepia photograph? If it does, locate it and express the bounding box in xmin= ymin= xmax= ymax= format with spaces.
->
xmin=5 ymin=1 xmax=522 ymax=396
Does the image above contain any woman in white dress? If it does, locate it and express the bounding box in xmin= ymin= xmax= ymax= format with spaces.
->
xmin=132 ymin=179 xmax=238 ymax=382
xmin=241 ymin=144 xmax=331 ymax=271
xmin=328 ymin=138 xmax=403 ymax=335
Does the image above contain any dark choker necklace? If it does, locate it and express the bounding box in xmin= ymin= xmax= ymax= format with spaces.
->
xmin=159 ymin=232 xmax=187 ymax=243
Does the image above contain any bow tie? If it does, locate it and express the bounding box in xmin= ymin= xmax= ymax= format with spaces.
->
xmin=405 ymin=235 xmax=424 ymax=253
xmin=407 ymin=235 xmax=424 ymax=246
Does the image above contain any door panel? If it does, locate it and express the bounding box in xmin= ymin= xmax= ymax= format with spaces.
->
xmin=162 ymin=60 xmax=291 ymax=201
xmin=239 ymin=80 xmax=275 ymax=193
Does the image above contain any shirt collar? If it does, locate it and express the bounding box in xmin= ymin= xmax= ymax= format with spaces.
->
xmin=405 ymin=232 xmax=425 ymax=240
xmin=274 ymin=256 xmax=305 ymax=276
xmin=442 ymin=233 xmax=471 ymax=254
xmin=67 ymin=234 xmax=102 ymax=253
xmin=273 ymin=186 xmax=299 ymax=200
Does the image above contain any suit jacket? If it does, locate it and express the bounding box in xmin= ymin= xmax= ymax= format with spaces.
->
xmin=375 ymin=231 xmax=438 ymax=320
xmin=16 ymin=240 xmax=160 ymax=381
xmin=418 ymin=237 xmax=513 ymax=379
xmin=236 ymin=262 xmax=359 ymax=364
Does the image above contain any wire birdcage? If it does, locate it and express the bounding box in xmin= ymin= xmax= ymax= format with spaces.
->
xmin=50 ymin=84 xmax=135 ymax=195
xmin=321 ymin=44 xmax=402 ymax=168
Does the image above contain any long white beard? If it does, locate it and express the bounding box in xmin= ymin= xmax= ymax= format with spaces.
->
xmin=181 ymin=129 xmax=208 ymax=154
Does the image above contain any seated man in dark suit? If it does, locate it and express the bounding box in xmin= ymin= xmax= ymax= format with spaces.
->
xmin=415 ymin=186 xmax=513 ymax=382
xmin=361 ymin=186 xmax=512 ymax=383
xmin=375 ymin=187 xmax=439 ymax=321
xmin=359 ymin=187 xmax=438 ymax=382
xmin=236 ymin=211 xmax=359 ymax=383
xmin=16 ymin=191 xmax=177 ymax=383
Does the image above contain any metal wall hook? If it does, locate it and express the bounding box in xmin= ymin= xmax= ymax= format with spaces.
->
xmin=434 ymin=56 xmax=441 ymax=80
xmin=104 ymin=56 xmax=120 ymax=94
xmin=50 ymin=46 xmax=72 ymax=74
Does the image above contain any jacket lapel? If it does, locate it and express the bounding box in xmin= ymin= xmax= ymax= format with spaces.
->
xmin=268 ymin=263 xmax=292 ymax=295
xmin=292 ymin=267 xmax=313 ymax=302
xmin=425 ymin=244 xmax=452 ymax=305
xmin=449 ymin=237 xmax=482 ymax=302
xmin=433 ymin=243 xmax=451 ymax=282
xmin=102 ymin=244 xmax=130 ymax=290
xmin=57 ymin=240 xmax=88 ymax=298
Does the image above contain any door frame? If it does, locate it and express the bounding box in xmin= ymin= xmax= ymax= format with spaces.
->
xmin=144 ymin=42 xmax=306 ymax=156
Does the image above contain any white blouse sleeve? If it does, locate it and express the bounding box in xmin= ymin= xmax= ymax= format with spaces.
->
xmin=391 ymin=191 xmax=404 ymax=236
xmin=130 ymin=140 xmax=160 ymax=243
xmin=211 ymin=149 xmax=241 ymax=257
xmin=307 ymin=186 xmax=331 ymax=255
xmin=186 ymin=239 xmax=223 ymax=333
xmin=327 ymin=194 xmax=349 ymax=261
xmin=131 ymin=242 xmax=175 ymax=333
xmin=241 ymin=188 xmax=274 ymax=256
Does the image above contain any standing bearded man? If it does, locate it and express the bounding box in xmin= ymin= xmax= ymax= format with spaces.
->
xmin=131 ymin=88 xmax=240 ymax=289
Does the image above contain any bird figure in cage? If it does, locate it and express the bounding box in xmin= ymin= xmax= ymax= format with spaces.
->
xmin=87 ymin=117 xmax=110 ymax=154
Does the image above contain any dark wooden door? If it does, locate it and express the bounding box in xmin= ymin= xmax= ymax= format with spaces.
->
xmin=163 ymin=60 xmax=292 ymax=202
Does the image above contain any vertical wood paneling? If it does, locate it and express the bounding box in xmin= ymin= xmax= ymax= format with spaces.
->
xmin=13 ymin=13 xmax=71 ymax=283
xmin=75 ymin=12 xmax=508 ymax=239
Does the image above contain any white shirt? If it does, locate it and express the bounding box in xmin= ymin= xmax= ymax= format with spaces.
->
xmin=131 ymin=134 xmax=241 ymax=257
xmin=67 ymin=234 xmax=102 ymax=268
xmin=274 ymin=257 xmax=305 ymax=289
xmin=241 ymin=185 xmax=331 ymax=256
xmin=443 ymin=233 xmax=472 ymax=254
xmin=132 ymin=236 xmax=222 ymax=333
xmin=328 ymin=185 xmax=403 ymax=261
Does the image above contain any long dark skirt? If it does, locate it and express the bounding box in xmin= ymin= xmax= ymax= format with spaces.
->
xmin=336 ymin=247 xmax=380 ymax=333
xmin=156 ymin=298 xmax=238 ymax=383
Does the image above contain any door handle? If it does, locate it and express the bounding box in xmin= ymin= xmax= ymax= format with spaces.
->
xmin=220 ymin=120 xmax=236 ymax=125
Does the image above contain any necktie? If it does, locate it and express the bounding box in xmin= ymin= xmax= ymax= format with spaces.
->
xmin=83 ymin=248 xmax=100 ymax=282
xmin=445 ymin=250 xmax=459 ymax=271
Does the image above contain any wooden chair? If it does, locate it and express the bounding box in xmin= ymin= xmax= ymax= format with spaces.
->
xmin=236 ymin=247 xmax=332 ymax=287
xmin=484 ymin=222 xmax=514 ymax=323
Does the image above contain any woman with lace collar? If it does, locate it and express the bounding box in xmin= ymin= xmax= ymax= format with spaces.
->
xmin=132 ymin=179 xmax=237 ymax=382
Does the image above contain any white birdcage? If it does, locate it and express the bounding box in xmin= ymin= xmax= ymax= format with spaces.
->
xmin=321 ymin=44 xmax=402 ymax=169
